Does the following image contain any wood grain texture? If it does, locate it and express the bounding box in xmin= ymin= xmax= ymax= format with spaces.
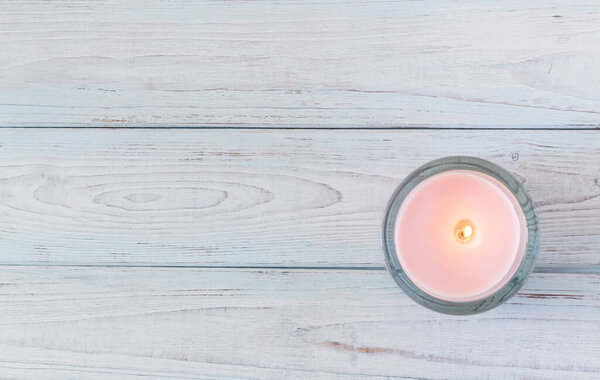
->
xmin=1 ymin=1 xmax=599 ymax=377
xmin=0 ymin=266 xmax=598 ymax=379
xmin=0 ymin=128 xmax=597 ymax=270
xmin=1 ymin=0 xmax=600 ymax=128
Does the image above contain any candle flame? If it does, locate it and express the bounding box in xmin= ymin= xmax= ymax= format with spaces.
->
xmin=455 ymin=220 xmax=474 ymax=243
xmin=463 ymin=225 xmax=473 ymax=238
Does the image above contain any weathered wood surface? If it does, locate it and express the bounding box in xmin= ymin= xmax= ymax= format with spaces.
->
xmin=0 ymin=128 xmax=597 ymax=271
xmin=1 ymin=0 xmax=600 ymax=128
xmin=0 ymin=267 xmax=598 ymax=379
xmin=1 ymin=1 xmax=599 ymax=378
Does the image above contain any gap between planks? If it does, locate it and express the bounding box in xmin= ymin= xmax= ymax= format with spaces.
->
xmin=0 ymin=126 xmax=599 ymax=130
xmin=0 ymin=263 xmax=595 ymax=275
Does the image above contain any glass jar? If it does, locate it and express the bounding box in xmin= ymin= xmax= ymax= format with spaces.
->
xmin=382 ymin=156 xmax=540 ymax=314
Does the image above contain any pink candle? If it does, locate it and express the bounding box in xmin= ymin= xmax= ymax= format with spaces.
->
xmin=394 ymin=170 xmax=527 ymax=302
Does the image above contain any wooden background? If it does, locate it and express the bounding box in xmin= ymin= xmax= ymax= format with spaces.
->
xmin=1 ymin=1 xmax=599 ymax=378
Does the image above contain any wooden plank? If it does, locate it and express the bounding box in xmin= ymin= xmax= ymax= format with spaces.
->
xmin=0 ymin=266 xmax=598 ymax=379
xmin=0 ymin=128 xmax=597 ymax=270
xmin=1 ymin=0 xmax=600 ymax=128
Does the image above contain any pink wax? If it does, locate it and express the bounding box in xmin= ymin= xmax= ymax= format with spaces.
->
xmin=394 ymin=170 xmax=527 ymax=302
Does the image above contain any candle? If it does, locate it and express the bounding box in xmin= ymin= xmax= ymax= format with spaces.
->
xmin=395 ymin=170 xmax=527 ymax=301
xmin=382 ymin=157 xmax=539 ymax=314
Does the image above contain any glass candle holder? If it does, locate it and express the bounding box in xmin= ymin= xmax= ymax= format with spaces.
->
xmin=382 ymin=156 xmax=540 ymax=315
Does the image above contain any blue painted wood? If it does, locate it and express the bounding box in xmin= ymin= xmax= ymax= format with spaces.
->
xmin=0 ymin=129 xmax=597 ymax=271
xmin=1 ymin=0 xmax=599 ymax=128
xmin=0 ymin=1 xmax=599 ymax=378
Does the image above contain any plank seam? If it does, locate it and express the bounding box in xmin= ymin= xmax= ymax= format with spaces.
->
xmin=0 ymin=263 xmax=595 ymax=274
xmin=0 ymin=126 xmax=599 ymax=131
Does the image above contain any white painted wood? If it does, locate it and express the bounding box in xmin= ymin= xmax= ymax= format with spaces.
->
xmin=1 ymin=0 xmax=599 ymax=128
xmin=1 ymin=2 xmax=599 ymax=377
xmin=0 ymin=128 xmax=597 ymax=270
xmin=0 ymin=267 xmax=597 ymax=379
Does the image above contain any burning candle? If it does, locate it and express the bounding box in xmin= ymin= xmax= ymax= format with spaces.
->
xmin=382 ymin=157 xmax=539 ymax=314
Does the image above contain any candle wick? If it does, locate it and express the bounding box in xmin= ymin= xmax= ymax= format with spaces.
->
xmin=455 ymin=220 xmax=474 ymax=243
